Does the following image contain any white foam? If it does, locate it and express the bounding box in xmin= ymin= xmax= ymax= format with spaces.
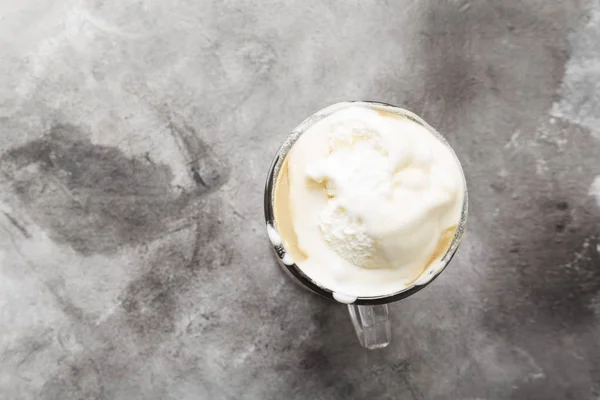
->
xmin=266 ymin=224 xmax=282 ymax=246
xmin=332 ymin=292 xmax=357 ymax=304
xmin=281 ymin=253 xmax=294 ymax=266
xmin=414 ymin=262 xmax=441 ymax=286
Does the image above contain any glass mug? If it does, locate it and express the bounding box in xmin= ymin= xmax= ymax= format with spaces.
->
xmin=264 ymin=101 xmax=468 ymax=349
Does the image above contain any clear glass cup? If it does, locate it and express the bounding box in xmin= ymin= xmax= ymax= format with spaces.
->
xmin=264 ymin=101 xmax=468 ymax=350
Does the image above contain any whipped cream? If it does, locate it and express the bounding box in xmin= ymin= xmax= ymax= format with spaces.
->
xmin=279 ymin=105 xmax=464 ymax=297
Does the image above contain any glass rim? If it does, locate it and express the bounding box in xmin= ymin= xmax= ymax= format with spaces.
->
xmin=264 ymin=101 xmax=468 ymax=305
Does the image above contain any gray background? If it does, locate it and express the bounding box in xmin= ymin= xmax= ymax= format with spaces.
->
xmin=1 ymin=0 xmax=599 ymax=399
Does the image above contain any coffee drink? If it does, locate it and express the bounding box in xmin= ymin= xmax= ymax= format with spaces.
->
xmin=271 ymin=104 xmax=465 ymax=299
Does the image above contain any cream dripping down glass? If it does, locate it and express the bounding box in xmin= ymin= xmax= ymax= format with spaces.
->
xmin=264 ymin=101 xmax=468 ymax=349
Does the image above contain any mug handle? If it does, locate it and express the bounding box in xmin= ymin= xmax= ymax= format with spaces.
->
xmin=347 ymin=304 xmax=392 ymax=349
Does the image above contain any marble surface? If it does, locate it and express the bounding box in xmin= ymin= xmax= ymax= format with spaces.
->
xmin=1 ymin=0 xmax=599 ymax=399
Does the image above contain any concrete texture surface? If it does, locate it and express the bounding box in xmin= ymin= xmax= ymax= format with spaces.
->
xmin=0 ymin=0 xmax=599 ymax=399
